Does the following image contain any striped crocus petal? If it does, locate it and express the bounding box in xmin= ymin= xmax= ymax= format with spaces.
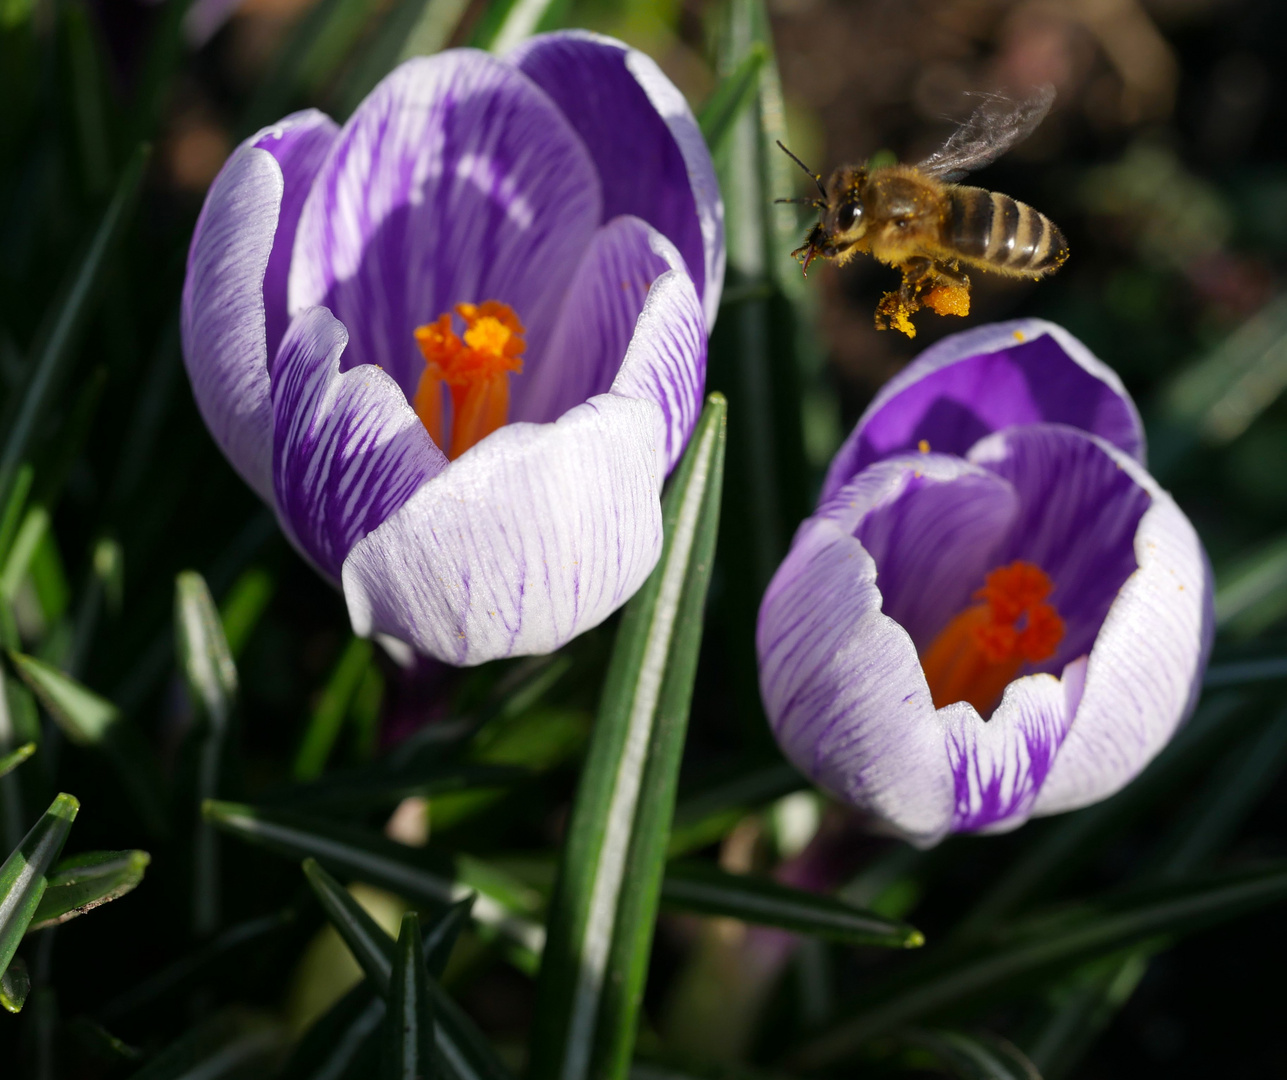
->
xmin=510 ymin=30 xmax=725 ymax=330
xmin=181 ymin=111 xmax=337 ymax=503
xmin=270 ymin=306 xmax=446 ymax=581
xmin=821 ymin=319 xmax=1146 ymax=501
xmin=341 ymin=267 xmax=705 ymax=666
xmin=254 ymin=111 xmax=339 ymax=365
xmin=516 ymin=215 xmax=704 ymax=469
xmin=288 ymin=49 xmax=603 ymax=402
xmin=759 ymin=425 xmax=1211 ymax=844
xmin=513 ymin=215 xmax=677 ymax=427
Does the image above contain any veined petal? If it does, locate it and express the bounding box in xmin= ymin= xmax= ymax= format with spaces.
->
xmin=822 ymin=319 xmax=1145 ymax=501
xmin=181 ymin=144 xmax=281 ymax=503
xmin=758 ymin=513 xmax=954 ymax=846
xmin=513 ymin=215 xmax=678 ymax=427
xmin=340 ymin=393 xmax=665 ymax=666
xmin=509 ymin=31 xmax=725 ymax=329
xmin=252 ymin=110 xmax=339 ymax=365
xmin=1032 ymin=448 xmax=1213 ymax=816
xmin=289 ymin=50 xmax=603 ymax=399
xmin=610 ymin=261 xmax=706 ymax=473
xmin=945 ymin=659 xmax=1084 ymax=833
xmin=969 ymin=423 xmax=1151 ymax=671
xmin=271 ymin=307 xmax=447 ymax=581
xmin=842 ymin=454 xmax=1019 ymax=650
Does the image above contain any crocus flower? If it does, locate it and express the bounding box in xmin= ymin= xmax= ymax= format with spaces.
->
xmin=758 ymin=321 xmax=1213 ymax=846
xmin=182 ymin=32 xmax=722 ymax=665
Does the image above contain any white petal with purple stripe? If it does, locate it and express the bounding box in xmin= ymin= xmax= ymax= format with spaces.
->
xmin=509 ymin=31 xmax=724 ymax=329
xmin=270 ymin=307 xmax=447 ymax=581
xmin=288 ymin=49 xmax=603 ymax=400
xmin=181 ymin=145 xmax=281 ymax=503
xmin=341 ymin=392 xmax=665 ymax=666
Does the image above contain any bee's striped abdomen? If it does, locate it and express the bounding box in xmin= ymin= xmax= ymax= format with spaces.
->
xmin=946 ymin=186 xmax=1068 ymax=275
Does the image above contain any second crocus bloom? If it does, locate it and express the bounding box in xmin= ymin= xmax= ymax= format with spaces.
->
xmin=758 ymin=321 xmax=1213 ymax=846
xmin=183 ymin=32 xmax=722 ymax=665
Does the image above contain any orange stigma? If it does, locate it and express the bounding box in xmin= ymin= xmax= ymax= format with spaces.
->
xmin=413 ymin=301 xmax=525 ymax=459
xmin=919 ymin=560 xmax=1065 ymax=716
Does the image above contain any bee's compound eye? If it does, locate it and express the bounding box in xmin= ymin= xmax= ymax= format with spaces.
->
xmin=837 ymin=202 xmax=861 ymax=231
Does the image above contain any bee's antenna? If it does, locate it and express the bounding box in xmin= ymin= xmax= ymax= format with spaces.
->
xmin=773 ymin=196 xmax=826 ymax=209
xmin=776 ymin=141 xmax=826 ymax=199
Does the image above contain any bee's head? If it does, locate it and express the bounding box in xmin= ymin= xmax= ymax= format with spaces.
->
xmin=776 ymin=144 xmax=868 ymax=275
xmin=820 ymin=167 xmax=868 ymax=250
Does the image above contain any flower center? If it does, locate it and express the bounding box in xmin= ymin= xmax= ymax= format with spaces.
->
xmin=413 ymin=301 xmax=526 ymax=459
xmin=919 ymin=560 xmax=1065 ymax=716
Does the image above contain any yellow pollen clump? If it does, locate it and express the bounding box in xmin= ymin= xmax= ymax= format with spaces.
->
xmin=413 ymin=301 xmax=525 ymax=459
xmin=923 ymin=283 xmax=971 ymax=318
xmin=917 ymin=439 xmax=931 ymax=454
xmin=919 ymin=560 xmax=1065 ymax=716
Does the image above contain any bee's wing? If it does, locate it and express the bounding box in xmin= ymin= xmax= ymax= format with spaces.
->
xmin=915 ymin=85 xmax=1055 ymax=182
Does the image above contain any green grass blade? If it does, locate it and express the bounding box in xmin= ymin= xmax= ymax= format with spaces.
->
xmin=0 ymin=505 xmax=51 ymax=605
xmin=176 ymin=571 xmax=237 ymax=935
xmin=0 ymin=742 xmax=34 ymax=779
xmin=530 ymin=395 xmax=726 ymax=1080
xmin=1157 ymin=702 xmax=1287 ymax=877
xmin=297 ymin=861 xmax=511 ymax=1080
xmin=203 ymin=800 xmax=545 ymax=960
xmin=667 ymin=761 xmax=805 ymax=856
xmin=0 ymin=792 xmax=78 ymax=980
xmin=175 ymin=571 xmax=237 ymax=728
xmin=280 ymin=982 xmax=385 ymax=1080
xmin=9 ymin=650 xmax=116 ymax=744
xmin=240 ymin=0 xmax=380 ymax=131
xmin=304 ymin=857 xmax=396 ymax=992
xmin=0 ymin=956 xmax=29 ymax=1013
xmin=0 ymin=144 xmax=149 ymax=504
xmin=424 ymin=896 xmax=473 ymax=977
xmin=337 ymin=0 xmax=471 ymax=115
xmin=9 ymin=650 xmax=168 ymax=835
xmin=952 ymin=693 xmax=1249 ymax=942
xmin=660 ymin=861 xmax=922 ymax=948
xmin=99 ymin=911 xmax=295 ymax=1022
xmin=697 ymin=44 xmax=768 ymax=156
xmin=294 ymin=636 xmax=375 ymax=781
xmin=28 ymin=849 xmax=150 ymax=930
xmin=897 ymin=1028 xmax=1043 ymax=1080
xmin=1020 ymin=952 xmax=1150 ymax=1080
xmin=218 ymin=567 xmax=275 ymax=659
xmin=127 ymin=1010 xmax=287 ymax=1080
xmin=282 ymin=897 xmax=475 ymax=1079
xmin=707 ymin=0 xmax=818 ymax=750
xmin=791 ymin=860 xmax=1287 ymax=1066
xmin=1019 ymin=702 xmax=1287 ymax=1078
xmin=0 ymin=668 xmax=38 ymax=850
xmin=0 ymin=465 xmax=34 ymax=569
xmin=270 ymin=762 xmax=528 ymax=813
xmin=469 ymin=0 xmax=567 ymax=54
xmin=384 ymin=912 xmax=435 ymax=1080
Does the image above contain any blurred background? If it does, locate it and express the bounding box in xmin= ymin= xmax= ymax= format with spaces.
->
xmin=4 ymin=0 xmax=1287 ymax=1075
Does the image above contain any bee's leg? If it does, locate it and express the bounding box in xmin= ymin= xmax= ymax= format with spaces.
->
xmin=929 ymin=260 xmax=970 ymax=288
xmin=921 ymin=260 xmax=972 ymax=319
xmin=875 ymin=257 xmax=935 ymax=338
xmin=899 ymin=257 xmax=936 ymax=303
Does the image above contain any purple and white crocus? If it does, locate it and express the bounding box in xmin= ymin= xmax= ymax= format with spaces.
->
xmin=182 ymin=32 xmax=722 ymax=665
xmin=758 ymin=321 xmax=1213 ymax=847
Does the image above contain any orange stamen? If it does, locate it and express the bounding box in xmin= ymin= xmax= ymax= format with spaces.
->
xmin=413 ymin=301 xmax=525 ymax=459
xmin=920 ymin=560 xmax=1065 ymax=715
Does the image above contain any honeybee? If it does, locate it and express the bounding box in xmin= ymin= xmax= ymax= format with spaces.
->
xmin=779 ymin=86 xmax=1069 ymax=338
